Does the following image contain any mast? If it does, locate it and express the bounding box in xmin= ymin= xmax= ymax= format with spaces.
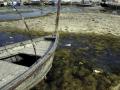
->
xmin=9 ymin=0 xmax=37 ymax=59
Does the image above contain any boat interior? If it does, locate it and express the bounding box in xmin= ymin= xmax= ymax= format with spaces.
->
xmin=0 ymin=36 xmax=55 ymax=88
xmin=0 ymin=53 xmax=40 ymax=67
xmin=0 ymin=37 xmax=54 ymax=66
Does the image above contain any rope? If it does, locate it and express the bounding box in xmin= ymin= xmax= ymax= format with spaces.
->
xmin=3 ymin=0 xmax=61 ymax=60
xmin=9 ymin=2 xmax=37 ymax=59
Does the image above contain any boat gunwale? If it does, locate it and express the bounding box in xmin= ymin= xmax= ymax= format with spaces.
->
xmin=0 ymin=36 xmax=45 ymax=51
xmin=0 ymin=35 xmax=54 ymax=59
xmin=0 ymin=33 xmax=59 ymax=90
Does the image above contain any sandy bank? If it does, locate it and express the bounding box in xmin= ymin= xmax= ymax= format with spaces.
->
xmin=0 ymin=12 xmax=120 ymax=36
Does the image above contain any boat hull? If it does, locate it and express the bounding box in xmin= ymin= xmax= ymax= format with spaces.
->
xmin=16 ymin=54 xmax=54 ymax=90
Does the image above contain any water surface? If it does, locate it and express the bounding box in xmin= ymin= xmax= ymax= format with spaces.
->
xmin=0 ymin=32 xmax=30 ymax=46
xmin=0 ymin=5 xmax=117 ymax=21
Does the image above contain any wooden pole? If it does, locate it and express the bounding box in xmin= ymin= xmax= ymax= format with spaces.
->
xmin=55 ymin=0 xmax=61 ymax=33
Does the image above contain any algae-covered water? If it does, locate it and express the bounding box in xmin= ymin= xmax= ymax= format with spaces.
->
xmin=31 ymin=33 xmax=120 ymax=90
xmin=59 ymin=33 xmax=120 ymax=74
xmin=0 ymin=31 xmax=120 ymax=90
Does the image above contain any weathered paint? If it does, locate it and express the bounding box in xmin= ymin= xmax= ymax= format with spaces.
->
xmin=0 ymin=34 xmax=59 ymax=90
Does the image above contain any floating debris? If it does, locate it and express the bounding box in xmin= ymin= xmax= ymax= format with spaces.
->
xmin=79 ymin=62 xmax=84 ymax=65
xmin=9 ymin=36 xmax=13 ymax=39
xmin=93 ymin=69 xmax=103 ymax=74
xmin=65 ymin=43 xmax=71 ymax=47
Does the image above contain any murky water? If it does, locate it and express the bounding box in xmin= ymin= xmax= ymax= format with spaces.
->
xmin=32 ymin=33 xmax=120 ymax=90
xmin=1 ymin=31 xmax=119 ymax=74
xmin=59 ymin=34 xmax=120 ymax=74
xmin=0 ymin=32 xmax=29 ymax=46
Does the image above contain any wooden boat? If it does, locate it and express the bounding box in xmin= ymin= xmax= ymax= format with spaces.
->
xmin=0 ymin=0 xmax=61 ymax=89
xmin=100 ymin=2 xmax=120 ymax=9
xmin=0 ymin=34 xmax=59 ymax=90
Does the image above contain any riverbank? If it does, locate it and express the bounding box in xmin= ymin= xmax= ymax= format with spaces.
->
xmin=0 ymin=12 xmax=120 ymax=36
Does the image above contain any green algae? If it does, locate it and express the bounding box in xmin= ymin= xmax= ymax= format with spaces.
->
xmin=0 ymin=27 xmax=50 ymax=37
xmin=1 ymin=30 xmax=119 ymax=90
xmin=31 ymin=32 xmax=120 ymax=90
xmin=2 ymin=30 xmax=119 ymax=90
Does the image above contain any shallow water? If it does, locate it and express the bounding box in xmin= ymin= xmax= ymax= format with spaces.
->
xmin=0 ymin=32 xmax=29 ymax=46
xmin=0 ymin=31 xmax=119 ymax=90
xmin=0 ymin=5 xmax=82 ymax=20
xmin=31 ymin=33 xmax=120 ymax=90
xmin=0 ymin=5 xmax=119 ymax=21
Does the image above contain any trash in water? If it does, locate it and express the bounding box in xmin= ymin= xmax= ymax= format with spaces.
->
xmin=65 ymin=43 xmax=71 ymax=47
xmin=9 ymin=36 xmax=13 ymax=39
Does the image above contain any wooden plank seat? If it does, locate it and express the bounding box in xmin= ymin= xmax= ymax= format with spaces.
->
xmin=0 ymin=60 xmax=28 ymax=88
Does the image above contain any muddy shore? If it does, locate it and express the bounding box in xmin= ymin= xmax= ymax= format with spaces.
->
xmin=0 ymin=12 xmax=120 ymax=36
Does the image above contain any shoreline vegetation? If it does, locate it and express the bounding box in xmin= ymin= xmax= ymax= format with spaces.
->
xmin=0 ymin=12 xmax=120 ymax=90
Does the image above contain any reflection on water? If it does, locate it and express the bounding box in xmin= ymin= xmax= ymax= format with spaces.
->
xmin=0 ymin=32 xmax=29 ymax=47
xmin=0 ymin=5 xmax=119 ymax=21
xmin=32 ymin=33 xmax=120 ymax=90
xmin=1 ymin=5 xmax=120 ymax=21
xmin=0 ymin=6 xmax=82 ymax=20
